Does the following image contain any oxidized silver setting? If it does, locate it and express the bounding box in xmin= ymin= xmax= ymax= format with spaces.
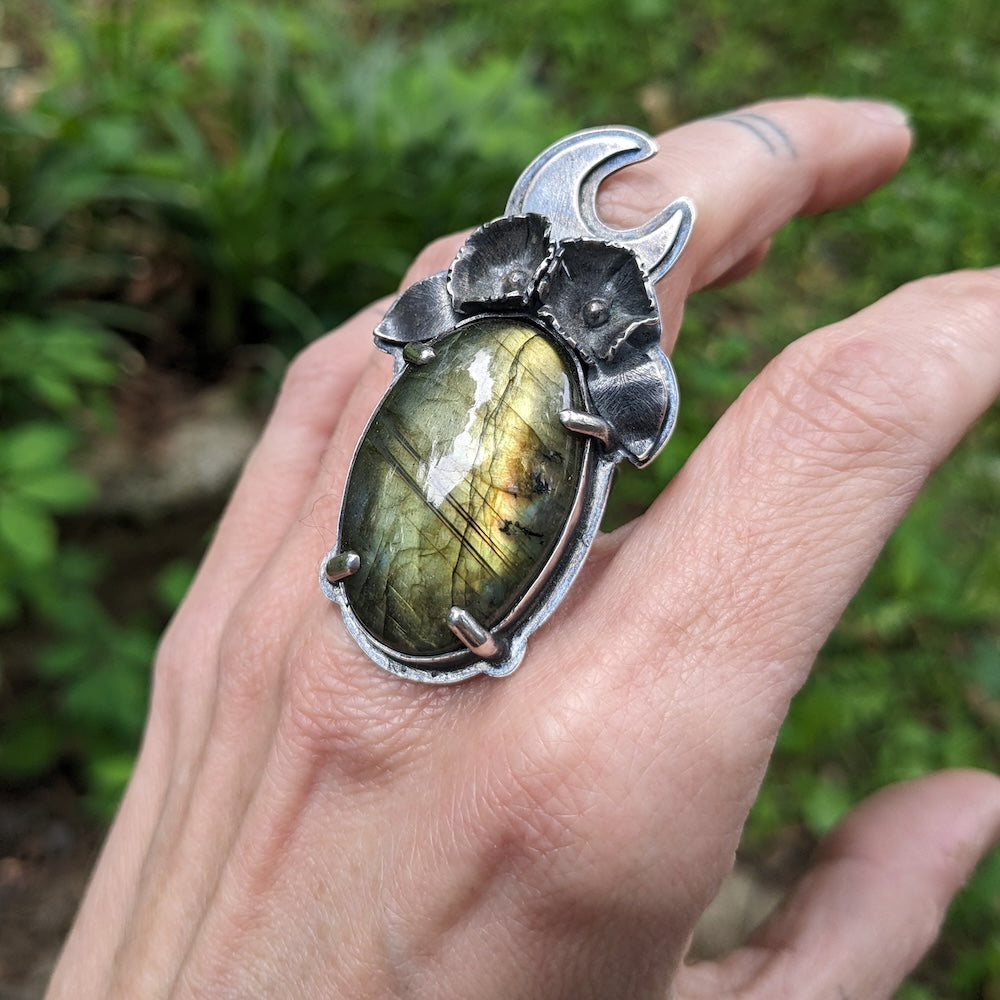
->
xmin=321 ymin=126 xmax=694 ymax=683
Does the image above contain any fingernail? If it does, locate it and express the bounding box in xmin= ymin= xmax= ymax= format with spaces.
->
xmin=849 ymin=99 xmax=911 ymax=128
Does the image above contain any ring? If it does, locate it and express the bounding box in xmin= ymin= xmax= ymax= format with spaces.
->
xmin=320 ymin=127 xmax=695 ymax=683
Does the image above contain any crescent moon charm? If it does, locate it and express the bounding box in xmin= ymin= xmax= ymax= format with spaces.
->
xmin=505 ymin=126 xmax=695 ymax=281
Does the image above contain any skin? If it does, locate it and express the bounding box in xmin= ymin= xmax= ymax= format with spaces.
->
xmin=46 ymin=96 xmax=1000 ymax=999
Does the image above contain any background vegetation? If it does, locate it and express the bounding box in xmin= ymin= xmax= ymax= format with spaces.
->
xmin=0 ymin=0 xmax=997 ymax=995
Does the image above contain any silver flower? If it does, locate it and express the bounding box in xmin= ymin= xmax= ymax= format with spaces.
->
xmin=587 ymin=341 xmax=677 ymax=466
xmin=538 ymin=240 xmax=657 ymax=363
xmin=448 ymin=214 xmax=554 ymax=313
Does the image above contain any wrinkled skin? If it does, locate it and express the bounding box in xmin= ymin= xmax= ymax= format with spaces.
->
xmin=47 ymin=97 xmax=1000 ymax=1000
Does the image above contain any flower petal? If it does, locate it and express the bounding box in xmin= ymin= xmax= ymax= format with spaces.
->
xmin=448 ymin=214 xmax=554 ymax=312
xmin=374 ymin=271 xmax=460 ymax=347
xmin=586 ymin=342 xmax=678 ymax=466
xmin=538 ymin=240 xmax=658 ymax=363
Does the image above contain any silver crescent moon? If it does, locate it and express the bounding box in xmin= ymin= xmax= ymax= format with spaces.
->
xmin=504 ymin=126 xmax=695 ymax=283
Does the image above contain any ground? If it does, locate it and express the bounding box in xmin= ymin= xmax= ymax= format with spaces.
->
xmin=0 ymin=782 xmax=100 ymax=999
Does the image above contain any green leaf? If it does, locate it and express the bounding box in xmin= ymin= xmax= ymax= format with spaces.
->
xmin=17 ymin=468 xmax=98 ymax=511
xmin=156 ymin=559 xmax=196 ymax=611
xmin=802 ymin=776 xmax=852 ymax=836
xmin=0 ymin=712 xmax=61 ymax=780
xmin=0 ymin=496 xmax=57 ymax=567
xmin=86 ymin=751 xmax=136 ymax=821
xmin=28 ymin=372 xmax=81 ymax=411
xmin=49 ymin=341 xmax=119 ymax=384
xmin=0 ymin=585 xmax=20 ymax=626
xmin=0 ymin=423 xmax=75 ymax=472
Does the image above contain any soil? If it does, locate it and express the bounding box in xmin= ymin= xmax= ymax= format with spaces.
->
xmin=0 ymin=781 xmax=101 ymax=999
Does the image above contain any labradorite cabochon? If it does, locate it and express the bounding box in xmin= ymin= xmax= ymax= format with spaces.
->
xmin=340 ymin=318 xmax=585 ymax=658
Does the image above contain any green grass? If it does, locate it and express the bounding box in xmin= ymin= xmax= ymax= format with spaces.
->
xmin=0 ymin=0 xmax=997 ymax=994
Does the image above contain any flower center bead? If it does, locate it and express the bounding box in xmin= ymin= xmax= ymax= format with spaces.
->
xmin=582 ymin=297 xmax=611 ymax=327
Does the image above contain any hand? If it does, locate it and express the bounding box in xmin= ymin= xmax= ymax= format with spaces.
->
xmin=47 ymin=97 xmax=1000 ymax=1000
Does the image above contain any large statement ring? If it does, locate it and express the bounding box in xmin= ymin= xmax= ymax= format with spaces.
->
xmin=321 ymin=127 xmax=695 ymax=683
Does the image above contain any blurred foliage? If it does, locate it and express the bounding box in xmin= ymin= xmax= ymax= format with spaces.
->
xmin=0 ymin=0 xmax=997 ymax=993
xmin=0 ymin=310 xmax=133 ymax=811
xmin=0 ymin=0 xmax=572 ymax=816
xmin=1 ymin=0 xmax=570 ymax=370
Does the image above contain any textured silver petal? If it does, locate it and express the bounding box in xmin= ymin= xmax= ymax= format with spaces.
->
xmin=586 ymin=341 xmax=678 ymax=467
xmin=448 ymin=214 xmax=554 ymax=312
xmin=374 ymin=271 xmax=460 ymax=348
xmin=538 ymin=240 xmax=657 ymax=363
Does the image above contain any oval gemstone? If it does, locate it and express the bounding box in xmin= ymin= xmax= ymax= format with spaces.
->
xmin=340 ymin=318 xmax=584 ymax=658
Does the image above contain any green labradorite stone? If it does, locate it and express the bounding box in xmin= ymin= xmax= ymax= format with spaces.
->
xmin=341 ymin=318 xmax=584 ymax=657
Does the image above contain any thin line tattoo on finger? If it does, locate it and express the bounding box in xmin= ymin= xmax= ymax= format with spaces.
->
xmin=714 ymin=112 xmax=798 ymax=158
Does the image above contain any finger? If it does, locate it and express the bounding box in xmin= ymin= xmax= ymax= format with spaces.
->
xmin=677 ymin=770 xmax=1000 ymax=999
xmin=704 ymin=237 xmax=773 ymax=289
xmin=199 ymin=299 xmax=390 ymax=580
xmin=209 ymin=97 xmax=921 ymax=790
xmin=596 ymin=97 xmax=911 ymax=332
xmin=169 ymin=96 xmax=920 ymax=791
xmin=399 ymin=228 xmax=474 ymax=287
xmin=315 ymin=97 xmax=912 ymax=507
xmin=401 ymin=98 xmax=912 ymax=345
xmin=220 ymin=95 xmax=910 ymax=600
xmin=569 ymin=269 xmax=1000 ymax=852
xmin=147 ymin=303 xmax=391 ymax=801
xmin=173 ymin=227 xmax=471 ymax=628
xmin=157 ymin=300 xmax=389 ymax=660
xmin=643 ymin=268 xmax=1000 ymax=682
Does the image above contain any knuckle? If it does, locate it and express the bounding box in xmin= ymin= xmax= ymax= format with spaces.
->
xmin=753 ymin=267 xmax=1000 ymax=476
xmin=501 ymin=754 xmax=595 ymax=861
xmin=903 ymin=268 xmax=1000 ymax=328
xmin=276 ymin=622 xmax=455 ymax=785
xmin=888 ymin=270 xmax=1000 ymax=385
xmin=150 ymin=598 xmax=222 ymax=718
xmin=498 ymin=702 xmax=630 ymax=862
xmin=494 ymin=717 xmax=707 ymax=921
xmin=147 ymin=620 xmax=191 ymax=727
xmin=217 ymin=600 xmax=286 ymax=710
xmin=151 ymin=615 xmax=190 ymax=691
xmin=738 ymin=266 xmax=1000 ymax=513
xmin=752 ymin=331 xmax=930 ymax=476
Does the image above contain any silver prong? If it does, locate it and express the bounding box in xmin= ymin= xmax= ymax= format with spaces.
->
xmin=559 ymin=408 xmax=612 ymax=446
xmin=448 ymin=607 xmax=508 ymax=662
xmin=324 ymin=551 xmax=360 ymax=583
xmin=403 ymin=342 xmax=436 ymax=366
